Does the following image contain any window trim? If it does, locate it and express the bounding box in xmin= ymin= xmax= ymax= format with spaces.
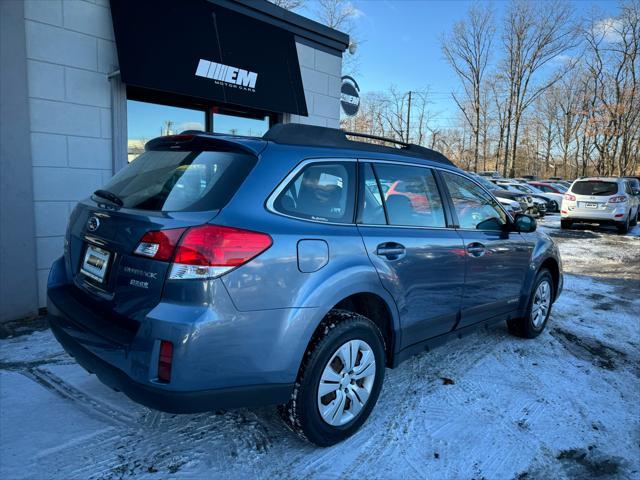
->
xmin=265 ymin=157 xmax=513 ymax=231
xmin=356 ymin=162 xmax=388 ymax=225
xmin=357 ymin=161 xmax=451 ymax=229
xmin=265 ymin=158 xmax=359 ymax=226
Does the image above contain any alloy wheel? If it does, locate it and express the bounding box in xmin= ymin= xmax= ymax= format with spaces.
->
xmin=531 ymin=280 xmax=551 ymax=328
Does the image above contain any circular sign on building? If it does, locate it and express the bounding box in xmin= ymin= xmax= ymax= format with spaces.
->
xmin=340 ymin=76 xmax=360 ymax=117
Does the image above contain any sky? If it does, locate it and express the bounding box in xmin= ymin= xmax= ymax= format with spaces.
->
xmin=129 ymin=0 xmax=622 ymax=140
xmin=303 ymin=0 xmax=621 ymax=129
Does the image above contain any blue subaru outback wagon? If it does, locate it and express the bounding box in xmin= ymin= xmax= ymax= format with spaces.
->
xmin=48 ymin=124 xmax=562 ymax=446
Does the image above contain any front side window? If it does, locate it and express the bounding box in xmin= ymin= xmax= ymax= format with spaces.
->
xmin=274 ymin=162 xmax=355 ymax=223
xmin=372 ymin=164 xmax=446 ymax=228
xmin=442 ymin=172 xmax=507 ymax=230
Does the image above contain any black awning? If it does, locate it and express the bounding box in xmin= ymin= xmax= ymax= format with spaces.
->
xmin=109 ymin=0 xmax=308 ymax=116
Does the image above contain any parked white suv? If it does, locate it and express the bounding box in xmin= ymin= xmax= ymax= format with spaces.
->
xmin=561 ymin=177 xmax=640 ymax=233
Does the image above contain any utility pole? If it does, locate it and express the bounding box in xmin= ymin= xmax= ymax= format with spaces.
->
xmin=406 ymin=90 xmax=412 ymax=143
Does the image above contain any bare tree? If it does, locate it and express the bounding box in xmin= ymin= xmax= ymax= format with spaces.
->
xmin=500 ymin=0 xmax=578 ymax=177
xmin=581 ymin=1 xmax=640 ymax=175
xmin=341 ymin=86 xmax=434 ymax=147
xmin=442 ymin=4 xmax=494 ymax=173
xmin=314 ymin=0 xmax=361 ymax=74
xmin=268 ymin=0 xmax=305 ymax=10
xmin=552 ymin=75 xmax=583 ymax=177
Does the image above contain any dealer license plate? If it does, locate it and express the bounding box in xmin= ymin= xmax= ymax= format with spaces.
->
xmin=81 ymin=244 xmax=111 ymax=283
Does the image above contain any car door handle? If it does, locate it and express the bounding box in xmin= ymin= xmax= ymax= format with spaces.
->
xmin=466 ymin=242 xmax=486 ymax=257
xmin=376 ymin=243 xmax=406 ymax=260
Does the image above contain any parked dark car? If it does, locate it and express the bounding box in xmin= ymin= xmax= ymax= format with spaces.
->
xmin=47 ymin=125 xmax=563 ymax=446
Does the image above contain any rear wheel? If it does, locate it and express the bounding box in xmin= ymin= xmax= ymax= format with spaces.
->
xmin=560 ymin=219 xmax=572 ymax=229
xmin=279 ymin=310 xmax=386 ymax=447
xmin=617 ymin=214 xmax=630 ymax=234
xmin=508 ymin=269 xmax=554 ymax=339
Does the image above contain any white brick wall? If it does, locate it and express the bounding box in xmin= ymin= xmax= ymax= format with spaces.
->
xmin=291 ymin=42 xmax=342 ymax=128
xmin=23 ymin=0 xmax=117 ymax=306
xmin=22 ymin=2 xmax=342 ymax=307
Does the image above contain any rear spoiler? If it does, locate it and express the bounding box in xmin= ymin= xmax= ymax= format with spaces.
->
xmin=145 ymin=132 xmax=266 ymax=156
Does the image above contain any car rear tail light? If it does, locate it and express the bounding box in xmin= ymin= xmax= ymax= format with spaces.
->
xmin=158 ymin=340 xmax=173 ymax=383
xmin=608 ymin=195 xmax=627 ymax=203
xmin=134 ymin=228 xmax=186 ymax=261
xmin=563 ymin=194 xmax=576 ymax=201
xmin=169 ymin=225 xmax=272 ymax=280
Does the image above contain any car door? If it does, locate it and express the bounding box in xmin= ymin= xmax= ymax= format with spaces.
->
xmin=438 ymin=171 xmax=534 ymax=328
xmin=356 ymin=162 xmax=466 ymax=348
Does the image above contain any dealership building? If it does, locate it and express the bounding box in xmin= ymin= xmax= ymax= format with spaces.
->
xmin=0 ymin=0 xmax=349 ymax=321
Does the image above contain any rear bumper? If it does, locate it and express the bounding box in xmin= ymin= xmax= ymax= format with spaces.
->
xmin=561 ymin=207 xmax=628 ymax=222
xmin=49 ymin=315 xmax=292 ymax=413
xmin=45 ymin=256 xmax=313 ymax=412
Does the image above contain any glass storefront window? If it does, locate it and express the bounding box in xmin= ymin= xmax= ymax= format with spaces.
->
xmin=127 ymin=100 xmax=205 ymax=162
xmin=213 ymin=113 xmax=270 ymax=137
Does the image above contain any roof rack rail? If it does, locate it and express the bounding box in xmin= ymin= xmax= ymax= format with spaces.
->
xmin=262 ymin=123 xmax=454 ymax=166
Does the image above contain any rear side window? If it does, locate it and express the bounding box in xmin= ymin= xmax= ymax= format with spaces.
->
xmin=362 ymin=163 xmax=446 ymax=228
xmin=101 ymin=149 xmax=256 ymax=211
xmin=571 ymin=181 xmax=618 ymax=196
xmin=274 ymin=162 xmax=356 ymax=223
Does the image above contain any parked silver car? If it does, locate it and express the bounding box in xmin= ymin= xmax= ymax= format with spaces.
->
xmin=561 ymin=177 xmax=640 ymax=233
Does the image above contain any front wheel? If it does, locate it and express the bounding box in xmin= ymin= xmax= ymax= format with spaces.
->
xmin=279 ymin=311 xmax=386 ymax=447
xmin=508 ymin=269 xmax=554 ymax=338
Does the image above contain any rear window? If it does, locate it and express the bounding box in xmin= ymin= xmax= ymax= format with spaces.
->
xmin=100 ymin=149 xmax=256 ymax=211
xmin=571 ymin=181 xmax=618 ymax=196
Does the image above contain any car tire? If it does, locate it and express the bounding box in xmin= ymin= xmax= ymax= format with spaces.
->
xmin=617 ymin=214 xmax=630 ymax=234
xmin=278 ymin=310 xmax=386 ymax=447
xmin=631 ymin=210 xmax=638 ymax=227
xmin=507 ymin=269 xmax=554 ymax=339
xmin=560 ymin=219 xmax=572 ymax=229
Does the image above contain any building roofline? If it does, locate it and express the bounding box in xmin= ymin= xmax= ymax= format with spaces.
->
xmin=209 ymin=0 xmax=350 ymax=53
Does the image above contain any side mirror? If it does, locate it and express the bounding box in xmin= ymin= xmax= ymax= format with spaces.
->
xmin=513 ymin=213 xmax=537 ymax=233
xmin=476 ymin=216 xmax=505 ymax=231
xmin=632 ymin=188 xmax=640 ymax=196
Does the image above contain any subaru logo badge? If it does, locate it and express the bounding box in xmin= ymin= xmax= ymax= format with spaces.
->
xmin=87 ymin=216 xmax=100 ymax=232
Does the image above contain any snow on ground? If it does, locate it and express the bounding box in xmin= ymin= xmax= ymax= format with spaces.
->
xmin=1 ymin=215 xmax=639 ymax=480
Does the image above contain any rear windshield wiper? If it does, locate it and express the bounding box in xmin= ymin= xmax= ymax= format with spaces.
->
xmin=92 ymin=189 xmax=123 ymax=206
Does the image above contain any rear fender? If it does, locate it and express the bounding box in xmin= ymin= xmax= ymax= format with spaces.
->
xmin=289 ymin=267 xmax=401 ymax=372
